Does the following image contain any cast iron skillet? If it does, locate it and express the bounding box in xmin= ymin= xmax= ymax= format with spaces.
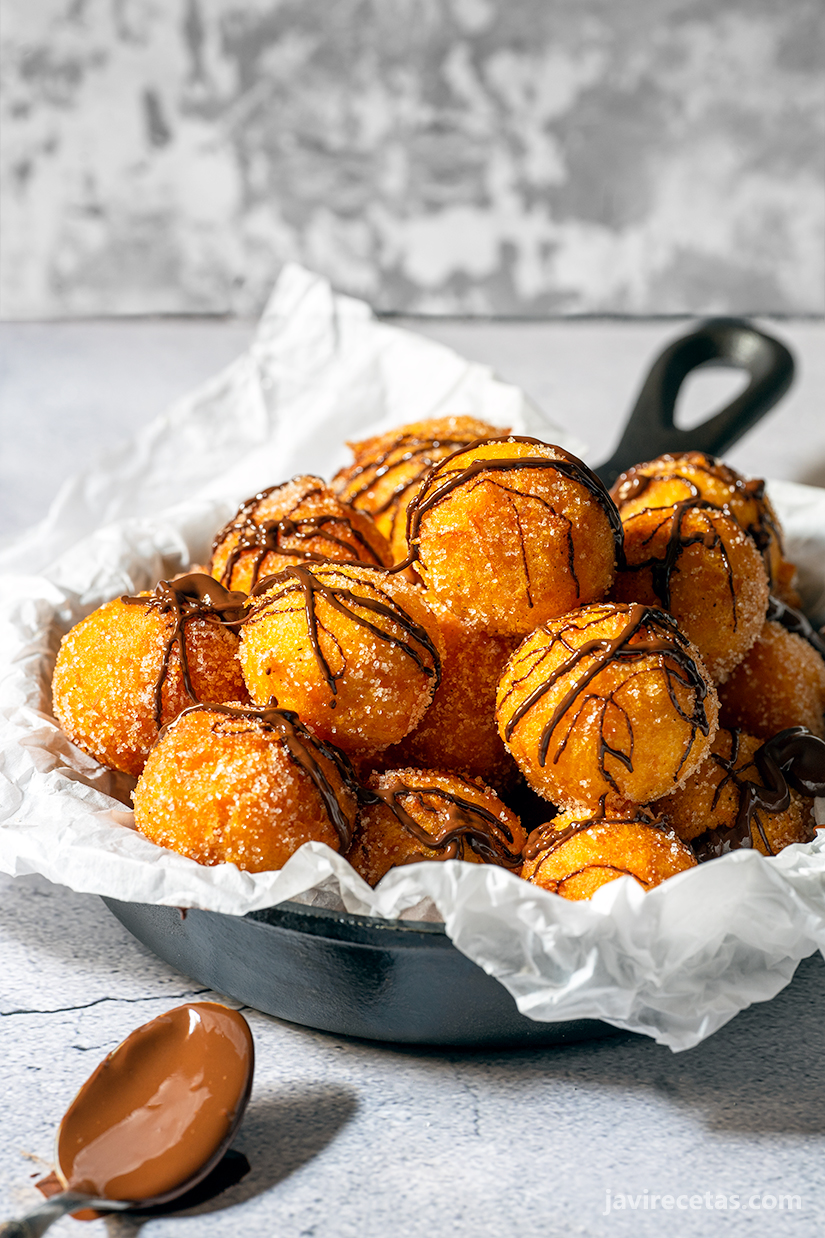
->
xmin=104 ymin=317 xmax=794 ymax=1048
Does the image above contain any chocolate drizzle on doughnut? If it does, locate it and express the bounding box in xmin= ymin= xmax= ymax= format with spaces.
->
xmin=362 ymin=779 xmax=523 ymax=867
xmin=122 ymin=574 xmax=248 ymax=727
xmin=500 ymin=603 xmax=712 ymax=791
xmin=620 ymin=499 xmax=739 ymax=621
xmin=611 ymin=452 xmax=785 ymax=586
xmin=691 ymin=727 xmax=825 ymax=861
xmin=168 ymin=701 xmax=359 ymax=850
xmin=394 ymin=436 xmax=624 ymax=579
xmin=246 ymin=564 xmax=441 ymax=708
xmin=213 ymin=478 xmax=386 ymax=591
xmin=336 ymin=427 xmax=494 ymax=522
xmin=522 ymin=799 xmax=661 ymax=862
xmin=766 ymin=595 xmax=825 ymax=659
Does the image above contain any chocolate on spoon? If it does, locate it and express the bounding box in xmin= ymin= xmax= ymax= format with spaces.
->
xmin=1 ymin=1002 xmax=254 ymax=1237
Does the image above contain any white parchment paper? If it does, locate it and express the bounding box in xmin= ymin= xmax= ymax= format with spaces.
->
xmin=2 ymin=263 xmax=825 ymax=1051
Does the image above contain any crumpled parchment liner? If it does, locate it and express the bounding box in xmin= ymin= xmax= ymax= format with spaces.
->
xmin=1 ymin=263 xmax=824 ymax=1051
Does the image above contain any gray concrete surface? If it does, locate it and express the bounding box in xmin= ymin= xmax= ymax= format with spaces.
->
xmin=2 ymin=870 xmax=824 ymax=1237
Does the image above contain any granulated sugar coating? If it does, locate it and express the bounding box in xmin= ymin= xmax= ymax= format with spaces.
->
xmin=132 ymin=704 xmax=358 ymax=871
xmin=332 ymin=415 xmax=503 ymax=563
xmin=347 ymin=767 xmax=527 ymax=887
xmin=46 ymin=419 xmax=825 ymax=893
xmin=655 ymin=727 xmax=817 ymax=857
xmin=209 ymin=474 xmax=391 ymax=594
xmin=405 ymin=437 xmax=619 ymax=638
xmin=51 ymin=596 xmax=247 ymax=778
xmin=614 ymin=504 xmax=770 ymax=684
xmin=520 ymin=813 xmax=697 ymax=900
xmin=719 ymin=621 xmax=825 ymax=740
xmin=239 ymin=563 xmax=444 ymax=756
xmin=496 ymin=602 xmax=719 ymax=812
xmin=370 ymin=595 xmax=518 ymax=792
xmin=610 ymin=450 xmax=798 ymax=603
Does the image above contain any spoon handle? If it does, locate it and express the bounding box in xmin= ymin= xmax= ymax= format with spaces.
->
xmin=0 ymin=1192 xmax=130 ymax=1237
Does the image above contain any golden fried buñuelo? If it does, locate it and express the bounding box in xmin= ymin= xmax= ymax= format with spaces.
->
xmin=210 ymin=475 xmax=391 ymax=593
xmin=239 ymin=562 xmax=443 ymax=756
xmin=346 ymin=767 xmax=525 ymax=887
xmin=52 ymin=575 xmax=248 ymax=778
xmin=404 ymin=436 xmax=621 ymax=638
xmin=496 ymin=602 xmax=718 ymax=811
xmin=132 ymin=702 xmax=359 ymax=871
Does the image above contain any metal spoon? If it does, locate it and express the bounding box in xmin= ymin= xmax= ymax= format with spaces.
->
xmin=1 ymin=1002 xmax=254 ymax=1237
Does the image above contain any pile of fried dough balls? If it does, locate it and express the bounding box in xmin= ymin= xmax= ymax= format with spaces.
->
xmin=51 ymin=417 xmax=825 ymax=901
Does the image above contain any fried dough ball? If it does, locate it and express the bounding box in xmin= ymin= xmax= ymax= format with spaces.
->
xmin=52 ymin=578 xmax=248 ymax=778
xmin=209 ymin=475 xmax=391 ymax=593
xmin=654 ymin=727 xmax=817 ymax=860
xmin=610 ymin=451 xmax=797 ymax=601
xmin=239 ymin=563 xmax=443 ymax=756
xmin=520 ymin=810 xmax=697 ymax=899
xmin=718 ymin=621 xmax=825 ymax=740
xmin=613 ymin=503 xmax=769 ymax=683
xmin=346 ymin=767 xmax=526 ymax=886
xmin=496 ymin=602 xmax=719 ymax=812
xmin=332 ymin=415 xmax=504 ymax=562
xmin=132 ymin=704 xmax=358 ymax=871
xmin=406 ymin=436 xmax=621 ymax=638
xmin=373 ymin=596 xmax=519 ymax=790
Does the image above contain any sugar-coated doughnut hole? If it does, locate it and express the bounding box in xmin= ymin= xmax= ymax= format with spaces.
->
xmin=610 ymin=450 xmax=796 ymax=601
xmin=52 ymin=584 xmax=247 ymax=778
xmin=239 ymin=562 xmax=443 ymax=756
xmin=406 ymin=437 xmax=621 ymax=638
xmin=210 ymin=474 xmax=391 ymax=593
xmin=371 ymin=595 xmax=518 ymax=791
xmin=654 ymin=727 xmax=817 ymax=859
xmin=332 ymin=416 xmax=504 ymax=564
xmin=346 ymin=767 xmax=526 ymax=886
xmin=132 ymin=703 xmax=359 ymax=871
xmin=520 ymin=809 xmax=697 ymax=899
xmin=718 ymin=621 xmax=825 ymax=740
xmin=496 ymin=602 xmax=718 ymax=811
xmin=613 ymin=503 xmax=769 ymax=683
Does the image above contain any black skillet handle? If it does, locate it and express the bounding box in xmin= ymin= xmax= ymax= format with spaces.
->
xmin=594 ymin=318 xmax=794 ymax=488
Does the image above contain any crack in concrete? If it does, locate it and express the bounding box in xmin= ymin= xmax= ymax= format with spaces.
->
xmin=1 ymin=988 xmax=213 ymax=1018
xmin=457 ymin=1074 xmax=482 ymax=1139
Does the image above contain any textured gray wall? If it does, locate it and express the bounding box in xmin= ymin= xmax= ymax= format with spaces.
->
xmin=1 ymin=0 xmax=823 ymax=318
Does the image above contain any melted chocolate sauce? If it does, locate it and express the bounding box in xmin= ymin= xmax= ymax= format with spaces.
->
xmin=611 ymin=452 xmax=784 ymax=585
xmin=620 ymin=499 xmax=738 ymax=621
xmin=246 ymin=564 xmax=441 ymax=708
xmin=213 ymin=479 xmax=384 ymax=590
xmin=122 ymin=574 xmax=248 ymax=727
xmin=692 ymin=727 xmax=825 ymax=861
xmin=766 ymin=595 xmax=825 ymax=659
xmin=500 ymin=604 xmax=712 ymax=794
xmin=522 ymin=799 xmax=661 ymax=862
xmin=171 ymin=701 xmax=359 ymax=850
xmin=339 ymin=429 xmax=488 ymax=517
xmin=393 ymin=435 xmax=624 ymax=578
xmin=363 ymin=780 xmax=523 ymax=867
xmin=56 ymin=1003 xmax=253 ymax=1204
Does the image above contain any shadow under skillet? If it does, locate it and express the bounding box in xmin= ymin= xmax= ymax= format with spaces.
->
xmin=113 ymin=1085 xmax=358 ymax=1232
xmin=365 ymin=951 xmax=825 ymax=1140
xmin=7 ymin=873 xmax=825 ymax=1143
